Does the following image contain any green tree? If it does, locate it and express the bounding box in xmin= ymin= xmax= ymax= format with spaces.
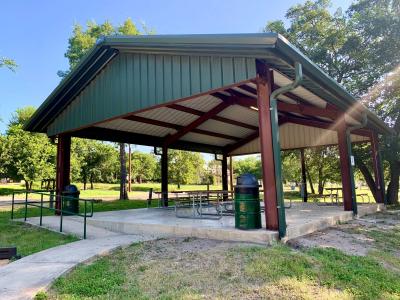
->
xmin=130 ymin=151 xmax=157 ymax=183
xmin=72 ymin=138 xmax=119 ymax=190
xmin=265 ymin=0 xmax=400 ymax=203
xmin=281 ymin=151 xmax=301 ymax=184
xmin=233 ymin=156 xmax=262 ymax=179
xmin=0 ymin=57 xmax=17 ymax=71
xmin=358 ymin=66 xmax=400 ymax=203
xmin=9 ymin=106 xmax=36 ymax=127
xmin=306 ymin=147 xmax=341 ymax=194
xmin=0 ymin=134 xmax=8 ymax=177
xmin=3 ymin=108 xmax=55 ymax=189
xmin=168 ymin=150 xmax=205 ymax=188
xmin=60 ymin=18 xmax=142 ymax=75
xmin=206 ymin=159 xmax=222 ymax=185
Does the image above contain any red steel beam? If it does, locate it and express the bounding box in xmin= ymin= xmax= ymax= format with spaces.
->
xmin=123 ymin=115 xmax=241 ymax=142
xmin=239 ymin=83 xmax=307 ymax=104
xmin=165 ymin=102 xmax=231 ymax=146
xmin=167 ymin=103 xmax=258 ymax=130
xmin=233 ymin=96 xmax=339 ymax=120
xmin=284 ymin=115 xmax=372 ymax=137
xmin=240 ymin=84 xmax=365 ymax=122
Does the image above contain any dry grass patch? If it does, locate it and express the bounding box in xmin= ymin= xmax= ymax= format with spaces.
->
xmin=47 ymin=235 xmax=400 ymax=300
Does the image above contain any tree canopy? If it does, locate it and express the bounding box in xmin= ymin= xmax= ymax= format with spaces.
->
xmin=59 ymin=18 xmax=143 ymax=77
xmin=168 ymin=150 xmax=205 ymax=188
xmin=266 ymin=0 xmax=400 ymax=203
xmin=1 ymin=107 xmax=55 ymax=189
xmin=0 ymin=57 xmax=17 ymax=72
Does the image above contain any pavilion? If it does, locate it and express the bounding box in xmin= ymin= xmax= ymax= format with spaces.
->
xmin=25 ymin=33 xmax=392 ymax=238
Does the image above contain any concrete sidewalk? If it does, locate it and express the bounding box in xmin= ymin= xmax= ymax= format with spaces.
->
xmin=0 ymin=234 xmax=157 ymax=300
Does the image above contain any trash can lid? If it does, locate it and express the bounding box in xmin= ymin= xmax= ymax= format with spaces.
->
xmin=64 ymin=185 xmax=79 ymax=193
xmin=236 ymin=173 xmax=258 ymax=187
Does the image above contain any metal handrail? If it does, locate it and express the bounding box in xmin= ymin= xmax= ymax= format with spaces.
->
xmin=10 ymin=190 xmax=95 ymax=239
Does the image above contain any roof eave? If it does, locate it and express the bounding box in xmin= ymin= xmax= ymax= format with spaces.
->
xmin=275 ymin=35 xmax=393 ymax=135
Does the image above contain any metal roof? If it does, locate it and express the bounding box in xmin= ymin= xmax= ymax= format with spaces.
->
xmin=25 ymin=33 xmax=391 ymax=136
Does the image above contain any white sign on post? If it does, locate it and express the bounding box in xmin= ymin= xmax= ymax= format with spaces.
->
xmin=350 ymin=155 xmax=355 ymax=166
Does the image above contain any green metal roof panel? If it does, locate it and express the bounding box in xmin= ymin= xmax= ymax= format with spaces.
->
xmin=47 ymin=53 xmax=257 ymax=135
xmin=25 ymin=33 xmax=392 ymax=135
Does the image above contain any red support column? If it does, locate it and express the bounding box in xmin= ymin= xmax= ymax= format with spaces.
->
xmin=222 ymin=154 xmax=228 ymax=192
xmin=55 ymin=135 xmax=71 ymax=213
xmin=337 ymin=121 xmax=353 ymax=211
xmin=161 ymin=146 xmax=168 ymax=207
xmin=370 ymin=132 xmax=385 ymax=203
xmin=256 ymin=69 xmax=279 ymax=230
xmin=229 ymin=156 xmax=234 ymax=192
xmin=300 ymin=149 xmax=308 ymax=202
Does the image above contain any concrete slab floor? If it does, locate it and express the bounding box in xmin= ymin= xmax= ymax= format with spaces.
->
xmin=62 ymin=202 xmax=384 ymax=244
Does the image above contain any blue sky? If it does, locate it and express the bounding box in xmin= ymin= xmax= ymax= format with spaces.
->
xmin=0 ymin=0 xmax=351 ymax=151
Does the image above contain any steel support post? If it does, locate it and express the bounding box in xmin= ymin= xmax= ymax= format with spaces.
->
xmin=55 ymin=135 xmax=71 ymax=214
xmin=337 ymin=121 xmax=357 ymax=213
xmin=256 ymin=65 xmax=281 ymax=232
xmin=161 ymin=146 xmax=168 ymax=207
xmin=300 ymin=149 xmax=308 ymax=202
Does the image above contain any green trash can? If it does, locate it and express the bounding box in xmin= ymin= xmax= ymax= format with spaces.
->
xmin=62 ymin=185 xmax=80 ymax=215
xmin=234 ymin=173 xmax=261 ymax=229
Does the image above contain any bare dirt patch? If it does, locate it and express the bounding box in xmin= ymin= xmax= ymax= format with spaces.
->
xmin=289 ymin=209 xmax=400 ymax=258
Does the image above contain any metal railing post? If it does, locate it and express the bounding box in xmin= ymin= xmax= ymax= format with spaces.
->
xmin=59 ymin=195 xmax=63 ymax=233
xmin=11 ymin=193 xmax=15 ymax=220
xmin=40 ymin=194 xmax=43 ymax=226
xmin=84 ymin=200 xmax=87 ymax=239
xmin=24 ymin=191 xmax=28 ymax=221
xmin=49 ymin=190 xmax=54 ymax=209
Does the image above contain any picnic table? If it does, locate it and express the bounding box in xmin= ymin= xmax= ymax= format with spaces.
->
xmin=311 ymin=186 xmax=370 ymax=205
xmin=153 ymin=190 xmax=235 ymax=219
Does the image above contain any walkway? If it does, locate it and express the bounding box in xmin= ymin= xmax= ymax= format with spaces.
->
xmin=0 ymin=226 xmax=158 ymax=300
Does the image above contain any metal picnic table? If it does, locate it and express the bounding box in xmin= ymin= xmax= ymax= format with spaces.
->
xmin=154 ymin=190 xmax=234 ymax=219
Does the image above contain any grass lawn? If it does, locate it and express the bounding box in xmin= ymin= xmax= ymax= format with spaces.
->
xmin=47 ymin=234 xmax=400 ymax=299
xmin=0 ymin=198 xmax=161 ymax=260
xmin=42 ymin=207 xmax=400 ymax=300
xmin=1 ymin=182 xmax=379 ymax=204
xmin=0 ymin=206 xmax=78 ymax=257
xmin=0 ymin=182 xmax=223 ymax=199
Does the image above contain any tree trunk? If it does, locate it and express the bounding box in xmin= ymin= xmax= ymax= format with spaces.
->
xmin=355 ymin=157 xmax=379 ymax=202
xmin=119 ymin=143 xmax=128 ymax=200
xmin=386 ymin=160 xmax=400 ymax=204
xmin=25 ymin=180 xmax=29 ymax=191
xmin=386 ymin=116 xmax=400 ymax=204
xmin=306 ymin=169 xmax=315 ymax=194
xmin=90 ymin=174 xmax=94 ymax=190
